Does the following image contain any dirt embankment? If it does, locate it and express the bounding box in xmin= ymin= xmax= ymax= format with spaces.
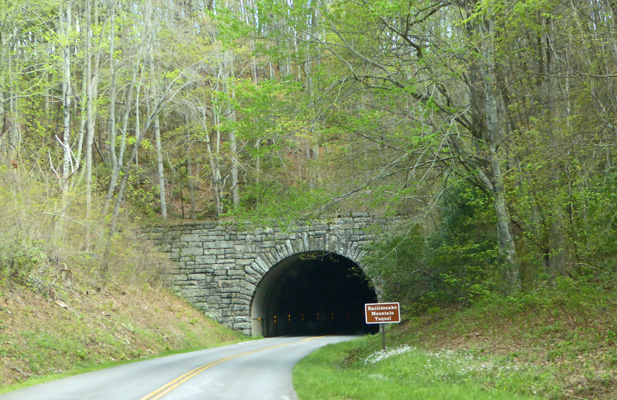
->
xmin=0 ymin=283 xmax=240 ymax=387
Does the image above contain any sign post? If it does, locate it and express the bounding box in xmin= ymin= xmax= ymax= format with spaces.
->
xmin=364 ymin=302 xmax=401 ymax=350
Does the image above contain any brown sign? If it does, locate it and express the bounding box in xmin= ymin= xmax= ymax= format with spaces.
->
xmin=364 ymin=302 xmax=401 ymax=324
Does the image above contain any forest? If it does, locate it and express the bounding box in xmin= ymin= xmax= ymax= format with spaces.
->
xmin=2 ymin=0 xmax=617 ymax=306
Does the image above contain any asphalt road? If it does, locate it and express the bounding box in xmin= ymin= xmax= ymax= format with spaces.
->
xmin=0 ymin=335 xmax=357 ymax=400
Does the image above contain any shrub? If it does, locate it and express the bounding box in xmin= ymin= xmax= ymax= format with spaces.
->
xmin=0 ymin=235 xmax=47 ymax=286
xmin=364 ymin=181 xmax=499 ymax=312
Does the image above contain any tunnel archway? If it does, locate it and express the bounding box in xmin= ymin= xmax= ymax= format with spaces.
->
xmin=251 ymin=251 xmax=379 ymax=337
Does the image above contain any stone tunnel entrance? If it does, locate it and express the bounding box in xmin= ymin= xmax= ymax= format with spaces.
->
xmin=251 ymin=251 xmax=380 ymax=337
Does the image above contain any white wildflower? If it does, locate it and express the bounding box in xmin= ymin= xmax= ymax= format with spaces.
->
xmin=364 ymin=345 xmax=414 ymax=364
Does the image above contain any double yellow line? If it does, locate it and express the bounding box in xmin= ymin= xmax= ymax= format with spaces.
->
xmin=140 ymin=337 xmax=320 ymax=400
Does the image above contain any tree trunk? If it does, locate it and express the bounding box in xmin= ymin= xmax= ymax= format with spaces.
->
xmin=201 ymin=100 xmax=224 ymax=217
xmin=489 ymin=148 xmax=519 ymax=291
xmin=186 ymin=154 xmax=196 ymax=221
xmin=148 ymin=31 xmax=168 ymax=220
xmin=154 ymin=113 xmax=167 ymax=219
xmin=107 ymin=0 xmax=117 ymax=183
xmin=478 ymin=15 xmax=520 ymax=293
xmin=60 ymin=0 xmax=73 ymax=195
xmin=85 ymin=0 xmax=100 ymax=219
xmin=223 ymin=50 xmax=240 ymax=208
xmin=103 ymin=53 xmax=139 ymax=215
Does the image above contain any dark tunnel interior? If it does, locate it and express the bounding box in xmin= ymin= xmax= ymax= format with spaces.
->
xmin=251 ymin=252 xmax=380 ymax=337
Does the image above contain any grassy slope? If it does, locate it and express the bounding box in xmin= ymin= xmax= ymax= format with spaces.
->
xmin=0 ymin=170 xmax=243 ymax=391
xmin=295 ymin=278 xmax=617 ymax=400
xmin=0 ymin=282 xmax=241 ymax=391
xmin=295 ymin=339 xmax=539 ymax=400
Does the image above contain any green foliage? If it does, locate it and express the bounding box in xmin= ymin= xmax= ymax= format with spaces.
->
xmin=480 ymin=275 xmax=617 ymax=320
xmin=2 ymin=0 xmax=617 ymax=319
xmin=0 ymin=235 xmax=47 ymax=286
xmin=569 ymin=171 xmax=617 ymax=272
xmin=365 ymin=181 xmax=498 ymax=311
xmin=0 ymin=164 xmax=170 ymax=289
xmin=124 ymin=168 xmax=161 ymax=221
xmin=224 ymin=182 xmax=333 ymax=227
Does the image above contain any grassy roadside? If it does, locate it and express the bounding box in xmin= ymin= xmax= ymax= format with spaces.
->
xmin=0 ymin=283 xmax=242 ymax=393
xmin=294 ymin=278 xmax=617 ymax=400
xmin=294 ymin=337 xmax=540 ymax=400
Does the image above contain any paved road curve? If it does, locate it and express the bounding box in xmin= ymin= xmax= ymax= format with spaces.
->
xmin=0 ymin=336 xmax=356 ymax=400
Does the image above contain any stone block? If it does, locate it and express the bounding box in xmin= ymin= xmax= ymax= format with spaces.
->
xmin=274 ymin=232 xmax=289 ymax=240
xmin=255 ymin=258 xmax=269 ymax=273
xmin=219 ymin=279 xmax=239 ymax=288
xmin=263 ymin=251 xmax=276 ymax=265
xmin=181 ymin=288 xmax=203 ymax=298
xmin=244 ymin=265 xmax=258 ymax=275
xmin=176 ymin=278 xmax=197 ymax=286
xmin=239 ymin=280 xmax=256 ymax=291
xmin=195 ymin=255 xmax=217 ymax=265
xmin=232 ymin=322 xmax=251 ymax=332
xmin=245 ymin=275 xmax=259 ymax=285
xmin=224 ymin=249 xmax=238 ymax=257
xmin=234 ymin=244 xmax=248 ymax=253
xmin=238 ymin=288 xmax=253 ymax=298
xmin=180 ymin=246 xmax=203 ymax=257
xmin=181 ymin=234 xmax=201 ymax=242
xmin=206 ymin=248 xmax=226 ymax=256
xmin=234 ymin=294 xmax=251 ymax=303
xmin=188 ymin=273 xmax=205 ymax=281
xmin=285 ymin=239 xmax=294 ymax=254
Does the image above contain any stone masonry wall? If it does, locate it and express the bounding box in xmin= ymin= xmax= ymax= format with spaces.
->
xmin=147 ymin=214 xmax=395 ymax=335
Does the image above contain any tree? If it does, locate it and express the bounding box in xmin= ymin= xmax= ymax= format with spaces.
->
xmin=3 ymin=0 xmax=617 ymax=294
xmin=282 ymin=0 xmax=521 ymax=291
xmin=292 ymin=0 xmax=617 ymax=291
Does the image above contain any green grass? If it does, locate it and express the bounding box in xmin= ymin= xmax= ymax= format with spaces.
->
xmin=0 ymin=284 xmax=244 ymax=393
xmin=294 ymin=336 xmax=542 ymax=400
xmin=295 ymin=278 xmax=617 ymax=400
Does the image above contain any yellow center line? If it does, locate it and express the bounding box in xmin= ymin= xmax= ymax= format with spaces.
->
xmin=139 ymin=336 xmax=323 ymax=400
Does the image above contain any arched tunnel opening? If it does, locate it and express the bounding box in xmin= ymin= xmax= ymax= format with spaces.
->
xmin=251 ymin=251 xmax=380 ymax=337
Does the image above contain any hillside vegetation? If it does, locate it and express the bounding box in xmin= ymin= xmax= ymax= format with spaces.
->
xmin=2 ymin=0 xmax=617 ymax=296
xmin=293 ymin=174 xmax=617 ymax=399
xmin=291 ymin=173 xmax=616 ymax=400
xmin=295 ymin=281 xmax=617 ymax=400
xmin=0 ymin=170 xmax=240 ymax=389
xmin=2 ymin=0 xmax=617 ymax=397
